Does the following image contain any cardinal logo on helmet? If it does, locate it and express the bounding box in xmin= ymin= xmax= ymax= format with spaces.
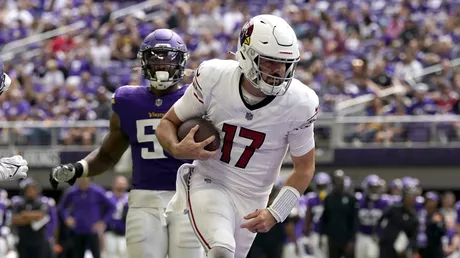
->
xmin=240 ymin=21 xmax=254 ymax=46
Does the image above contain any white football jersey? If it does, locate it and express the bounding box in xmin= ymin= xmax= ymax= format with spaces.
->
xmin=174 ymin=59 xmax=319 ymax=199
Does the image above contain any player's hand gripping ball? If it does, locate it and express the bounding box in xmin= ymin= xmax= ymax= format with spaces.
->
xmin=177 ymin=118 xmax=220 ymax=151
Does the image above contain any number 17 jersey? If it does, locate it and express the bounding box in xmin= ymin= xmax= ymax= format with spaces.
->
xmin=173 ymin=59 xmax=319 ymax=199
xmin=112 ymin=85 xmax=189 ymax=191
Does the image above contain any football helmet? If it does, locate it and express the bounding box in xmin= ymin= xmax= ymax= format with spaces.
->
xmin=236 ymin=14 xmax=300 ymax=96
xmin=138 ymin=29 xmax=188 ymax=90
xmin=0 ymin=58 xmax=11 ymax=95
xmin=313 ymin=172 xmax=331 ymax=200
xmin=362 ymin=174 xmax=383 ymax=201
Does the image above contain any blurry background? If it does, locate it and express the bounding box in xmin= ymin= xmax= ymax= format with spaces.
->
xmin=0 ymin=0 xmax=459 ymax=193
xmin=1 ymin=0 xmax=460 ymax=257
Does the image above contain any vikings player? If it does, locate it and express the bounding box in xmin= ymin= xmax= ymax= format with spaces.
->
xmin=49 ymin=29 xmax=203 ymax=258
xmin=401 ymin=177 xmax=424 ymax=212
xmin=355 ymin=175 xmax=390 ymax=258
xmin=304 ymin=172 xmax=331 ymax=258
xmin=387 ymin=178 xmax=403 ymax=203
xmin=0 ymin=58 xmax=29 ymax=181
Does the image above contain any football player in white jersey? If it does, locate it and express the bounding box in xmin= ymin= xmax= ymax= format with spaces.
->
xmin=157 ymin=14 xmax=318 ymax=258
xmin=0 ymin=58 xmax=29 ymax=181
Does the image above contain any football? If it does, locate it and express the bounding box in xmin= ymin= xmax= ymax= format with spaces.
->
xmin=177 ymin=117 xmax=221 ymax=151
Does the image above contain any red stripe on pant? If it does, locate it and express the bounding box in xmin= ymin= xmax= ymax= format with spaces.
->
xmin=187 ymin=189 xmax=211 ymax=250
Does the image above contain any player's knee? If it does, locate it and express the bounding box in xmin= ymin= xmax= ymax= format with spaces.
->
xmin=208 ymin=246 xmax=234 ymax=258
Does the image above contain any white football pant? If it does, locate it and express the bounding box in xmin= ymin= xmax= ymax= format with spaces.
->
xmin=104 ymin=232 xmax=127 ymax=258
xmin=355 ymin=233 xmax=379 ymax=258
xmin=126 ymin=190 xmax=203 ymax=258
xmin=168 ymin=164 xmax=269 ymax=258
xmin=309 ymin=232 xmax=327 ymax=258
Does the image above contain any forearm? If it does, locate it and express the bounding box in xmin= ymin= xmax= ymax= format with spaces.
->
xmin=284 ymin=166 xmax=314 ymax=196
xmin=84 ymin=148 xmax=120 ymax=177
xmin=12 ymin=215 xmax=29 ymax=225
xmin=22 ymin=211 xmax=45 ymax=221
xmin=156 ymin=118 xmax=180 ymax=156
xmin=285 ymin=222 xmax=298 ymax=243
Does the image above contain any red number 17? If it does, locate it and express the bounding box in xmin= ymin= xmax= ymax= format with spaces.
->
xmin=220 ymin=123 xmax=266 ymax=169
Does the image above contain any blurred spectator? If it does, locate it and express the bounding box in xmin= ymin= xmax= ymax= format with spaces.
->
xmin=58 ymin=178 xmax=115 ymax=258
xmin=42 ymin=59 xmax=65 ymax=91
xmin=90 ymin=36 xmax=112 ymax=68
xmin=442 ymin=214 xmax=459 ymax=258
xmin=64 ymin=99 xmax=97 ymax=146
xmin=440 ymin=192 xmax=457 ymax=222
xmin=319 ymin=170 xmax=357 ymax=258
xmin=11 ymin=180 xmax=53 ymax=258
xmin=93 ymin=86 xmax=112 ymax=120
xmin=418 ymin=192 xmax=446 ymax=258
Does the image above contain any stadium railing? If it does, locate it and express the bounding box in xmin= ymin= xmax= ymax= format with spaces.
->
xmin=335 ymin=57 xmax=460 ymax=117
xmin=0 ymin=114 xmax=459 ymax=166
xmin=0 ymin=0 xmax=163 ymax=62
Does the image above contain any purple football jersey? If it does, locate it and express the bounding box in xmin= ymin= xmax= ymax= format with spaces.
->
xmin=105 ymin=191 xmax=129 ymax=234
xmin=356 ymin=192 xmax=390 ymax=235
xmin=112 ymin=85 xmax=190 ymax=191
xmin=442 ymin=228 xmax=456 ymax=247
xmin=306 ymin=192 xmax=324 ymax=234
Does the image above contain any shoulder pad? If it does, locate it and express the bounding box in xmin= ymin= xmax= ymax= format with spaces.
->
xmin=11 ymin=196 xmax=23 ymax=204
xmin=0 ymin=189 xmax=7 ymax=199
xmin=289 ymin=80 xmax=319 ymax=131
xmin=380 ymin=194 xmax=390 ymax=203
xmin=305 ymin=192 xmax=317 ymax=200
xmin=47 ymin=198 xmax=56 ymax=207
xmin=416 ymin=196 xmax=424 ymax=203
xmin=105 ymin=191 xmax=114 ymax=198
xmin=112 ymin=85 xmax=142 ymax=114
xmin=192 ymin=59 xmax=236 ymax=103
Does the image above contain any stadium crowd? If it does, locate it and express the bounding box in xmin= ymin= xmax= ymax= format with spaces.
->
xmin=1 ymin=0 xmax=460 ymax=145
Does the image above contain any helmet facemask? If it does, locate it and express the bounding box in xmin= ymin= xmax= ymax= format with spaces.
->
xmin=139 ymin=47 xmax=188 ymax=90
xmin=243 ymin=47 xmax=299 ymax=96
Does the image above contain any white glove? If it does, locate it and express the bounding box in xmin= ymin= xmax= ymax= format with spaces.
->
xmin=0 ymin=155 xmax=28 ymax=181
xmin=0 ymin=74 xmax=11 ymax=95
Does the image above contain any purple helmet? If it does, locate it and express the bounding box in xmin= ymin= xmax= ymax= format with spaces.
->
xmin=138 ymin=29 xmax=188 ymax=90
xmin=402 ymin=177 xmax=421 ymax=197
xmin=389 ymin=178 xmax=403 ymax=190
xmin=362 ymin=174 xmax=383 ymax=200
xmin=313 ymin=172 xmax=331 ymax=191
xmin=402 ymin=177 xmax=420 ymax=189
xmin=424 ymin=191 xmax=439 ymax=202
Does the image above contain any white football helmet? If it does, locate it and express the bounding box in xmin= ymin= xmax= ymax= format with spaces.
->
xmin=236 ymin=15 xmax=300 ymax=96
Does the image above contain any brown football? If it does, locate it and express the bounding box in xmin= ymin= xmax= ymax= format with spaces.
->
xmin=177 ymin=117 xmax=221 ymax=151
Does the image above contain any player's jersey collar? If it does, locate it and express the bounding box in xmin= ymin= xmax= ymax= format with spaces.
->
xmin=238 ymin=74 xmax=275 ymax=111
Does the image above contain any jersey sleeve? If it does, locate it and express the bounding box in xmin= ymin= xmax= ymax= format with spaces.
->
xmin=287 ymin=89 xmax=319 ymax=157
xmin=173 ymin=60 xmax=218 ymax=121
xmin=111 ymin=86 xmax=127 ymax=116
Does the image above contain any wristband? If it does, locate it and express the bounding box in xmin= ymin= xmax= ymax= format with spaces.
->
xmin=267 ymin=186 xmax=300 ymax=223
xmin=75 ymin=160 xmax=89 ymax=178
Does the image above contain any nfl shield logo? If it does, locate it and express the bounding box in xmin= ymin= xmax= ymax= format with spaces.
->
xmin=155 ymin=99 xmax=163 ymax=107
xmin=245 ymin=112 xmax=253 ymax=120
